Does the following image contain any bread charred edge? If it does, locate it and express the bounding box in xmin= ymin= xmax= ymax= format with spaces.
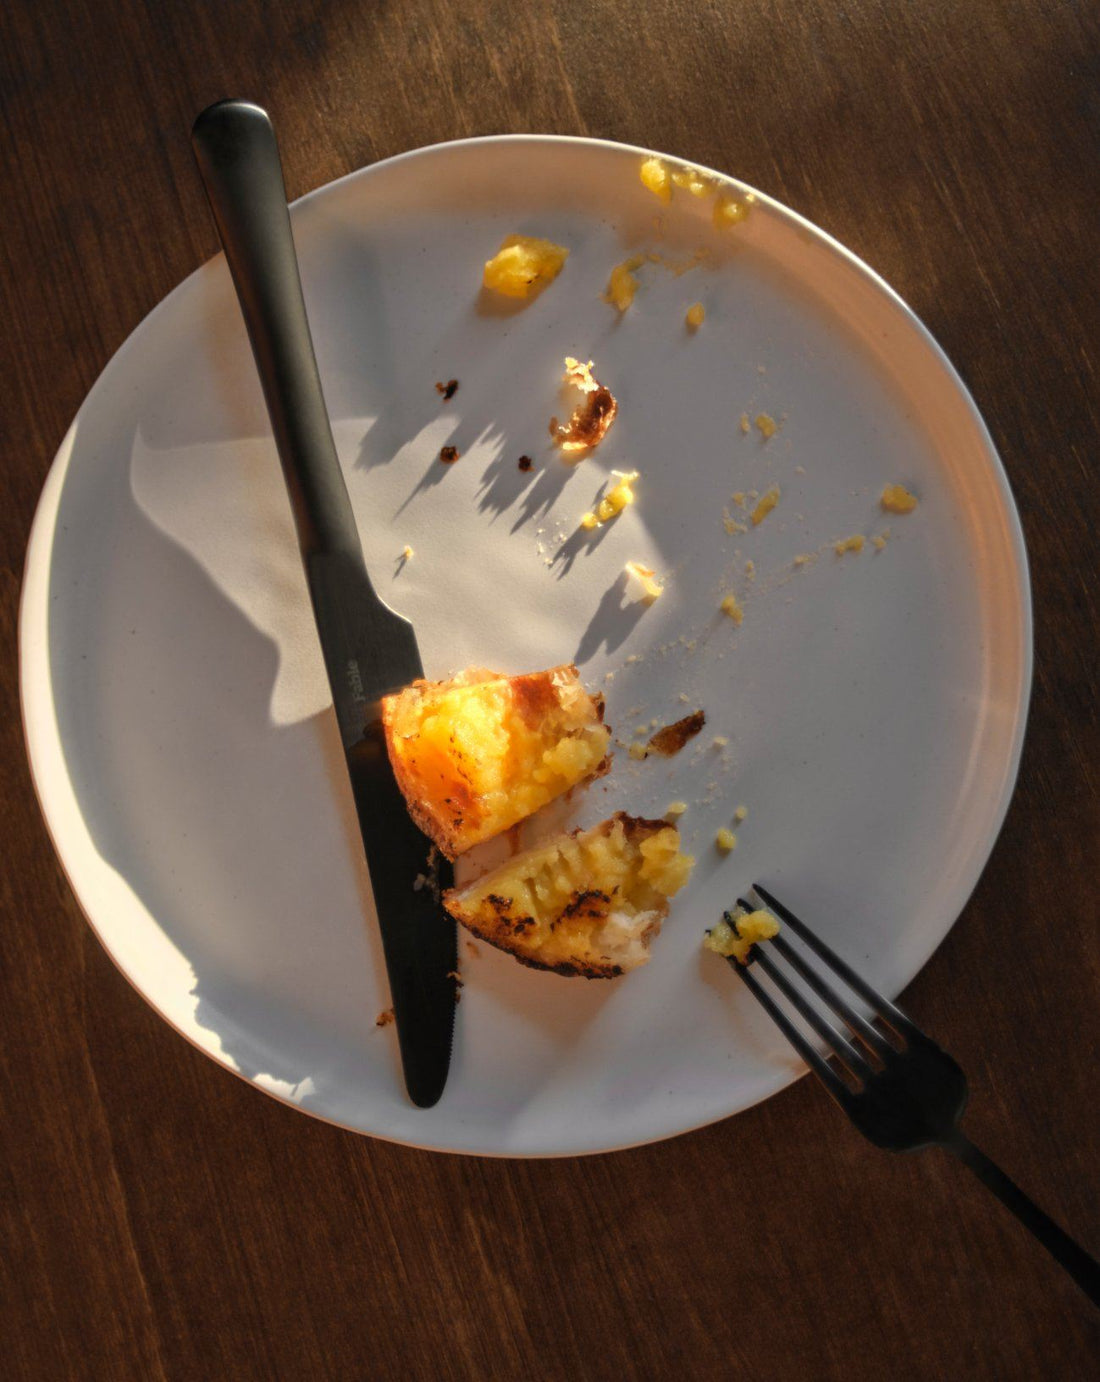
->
xmin=444 ymin=812 xmax=670 ymax=979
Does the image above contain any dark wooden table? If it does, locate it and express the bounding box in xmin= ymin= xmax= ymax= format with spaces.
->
xmin=3 ymin=3 xmax=1098 ymax=1378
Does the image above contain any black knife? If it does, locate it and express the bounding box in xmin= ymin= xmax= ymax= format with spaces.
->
xmin=191 ymin=99 xmax=456 ymax=1107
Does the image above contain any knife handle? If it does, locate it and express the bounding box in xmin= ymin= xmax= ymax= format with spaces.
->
xmin=191 ymin=99 xmax=360 ymax=561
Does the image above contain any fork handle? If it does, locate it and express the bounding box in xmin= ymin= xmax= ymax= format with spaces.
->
xmin=946 ymin=1134 xmax=1100 ymax=1307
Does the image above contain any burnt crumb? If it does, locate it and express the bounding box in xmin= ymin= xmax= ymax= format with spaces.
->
xmin=486 ymin=894 xmax=513 ymax=915
xmin=518 ymin=455 xmax=533 ymax=472
xmin=375 ymin=1008 xmax=395 ymax=1028
xmin=647 ymin=710 xmax=707 ymax=756
xmin=440 ymin=445 xmax=460 ymax=464
xmin=435 ymin=379 xmax=459 ymax=400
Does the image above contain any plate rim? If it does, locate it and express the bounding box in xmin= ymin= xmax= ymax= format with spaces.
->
xmin=19 ymin=132 xmax=1033 ymax=1157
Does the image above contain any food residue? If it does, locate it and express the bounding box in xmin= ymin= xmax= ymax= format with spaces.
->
xmin=872 ymin=534 xmax=888 ymax=551
xmin=628 ymin=742 xmax=648 ymax=761
xmin=518 ymin=455 xmax=534 ymax=472
xmin=666 ymin=801 xmax=688 ymax=817
xmin=714 ymin=194 xmax=752 ymax=229
xmin=672 ymin=165 xmax=713 ymax=196
xmin=604 ymin=254 xmax=646 ymax=311
xmin=751 ymin=485 xmax=781 ymax=525
xmin=715 ymin=828 xmax=737 ymax=852
xmin=639 ymin=156 xmax=672 ymax=203
xmin=435 ymin=379 xmax=459 ymax=400
xmin=755 ymin=412 xmax=779 ymax=440
xmin=704 ymin=908 xmax=779 ymax=963
xmin=733 ymin=805 xmax=747 ymax=824
xmin=581 ymin=470 xmax=639 ymax=529
xmin=647 ymin=710 xmax=706 ymax=757
xmin=881 ymin=484 xmax=918 ymax=514
xmin=720 ymin=593 xmax=744 ymax=625
xmin=402 ymin=545 xmax=414 ymax=560
xmin=835 ymin=534 xmax=865 ymax=555
xmin=625 ymin=561 xmax=664 ymax=602
xmin=739 ymin=413 xmax=751 ymax=435
xmin=375 ymin=1009 xmax=395 ymax=1028
xmin=440 ymin=445 xmax=460 ymax=464
xmin=483 ymin=235 xmax=569 ymax=299
xmin=551 ymin=357 xmax=618 ymax=453
xmin=686 ymin=301 xmax=705 ymax=329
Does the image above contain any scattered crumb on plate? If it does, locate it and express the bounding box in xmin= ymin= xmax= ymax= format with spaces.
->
xmin=625 ymin=561 xmax=663 ymax=601
xmin=704 ymin=908 xmax=779 ymax=962
xmin=483 ymin=234 xmax=569 ymax=299
xmin=720 ymin=593 xmax=744 ymax=625
xmin=648 ymin=710 xmax=706 ymax=756
xmin=881 ymin=483 xmax=919 ymax=514
xmin=551 ymin=357 xmax=618 ymax=453
xmin=686 ymin=302 xmax=705 ymax=329
xmin=375 ymin=1009 xmax=395 ymax=1028
xmin=835 ymin=534 xmax=865 ymax=555
xmin=755 ymin=412 xmax=779 ymax=440
xmin=751 ymin=485 xmax=781 ymax=525
xmin=715 ymin=827 xmax=737 ymax=852
xmin=440 ymin=445 xmax=460 ymax=464
xmin=639 ymin=156 xmax=672 ymax=203
xmin=435 ymin=378 xmax=459 ymax=400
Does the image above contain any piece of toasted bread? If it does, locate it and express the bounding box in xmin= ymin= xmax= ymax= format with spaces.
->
xmin=381 ymin=664 xmax=611 ymax=859
xmin=444 ymin=813 xmax=694 ymax=978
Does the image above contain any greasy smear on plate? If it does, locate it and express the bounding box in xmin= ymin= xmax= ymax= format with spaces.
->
xmin=647 ymin=710 xmax=706 ymax=757
xmin=550 ymin=357 xmax=618 ymax=454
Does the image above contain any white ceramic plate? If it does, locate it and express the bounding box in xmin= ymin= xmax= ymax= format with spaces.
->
xmin=20 ymin=136 xmax=1030 ymax=1156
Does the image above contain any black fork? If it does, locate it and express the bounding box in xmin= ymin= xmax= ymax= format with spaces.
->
xmin=725 ymin=884 xmax=1099 ymax=1307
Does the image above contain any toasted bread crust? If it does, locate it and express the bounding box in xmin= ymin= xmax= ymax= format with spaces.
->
xmin=382 ymin=664 xmax=610 ymax=858
xmin=443 ymin=813 xmax=670 ymax=979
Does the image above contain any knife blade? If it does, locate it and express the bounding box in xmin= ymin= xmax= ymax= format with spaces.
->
xmin=191 ymin=99 xmax=456 ymax=1108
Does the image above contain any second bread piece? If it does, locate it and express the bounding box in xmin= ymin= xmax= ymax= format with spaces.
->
xmin=381 ymin=664 xmax=610 ymax=859
xmin=444 ymin=813 xmax=694 ymax=978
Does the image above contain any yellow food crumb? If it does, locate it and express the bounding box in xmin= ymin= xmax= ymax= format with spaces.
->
xmin=733 ymin=805 xmax=747 ymax=823
xmin=483 ymin=235 xmax=569 ymax=299
xmin=732 ymin=492 xmax=746 ymax=508
xmin=640 ymin=157 xmax=672 ymax=203
xmin=872 ymin=534 xmax=888 ymax=551
xmin=881 ymin=483 xmax=918 ymax=514
xmin=715 ymin=827 xmax=737 ymax=852
xmin=713 ymin=735 xmax=729 ymax=748
xmin=581 ymin=511 xmax=600 ymax=530
xmin=604 ymin=254 xmax=646 ymax=311
xmin=704 ymin=908 xmax=779 ymax=963
xmin=751 ymin=485 xmax=780 ymax=525
xmin=792 ymin=552 xmax=816 ymax=567
xmin=686 ymin=302 xmax=705 ymax=329
xmin=723 ymin=513 xmax=747 ymax=535
xmin=625 ymin=561 xmax=663 ymax=602
xmin=665 ymin=801 xmax=688 ymax=817
xmin=739 ymin=413 xmax=751 ymax=435
xmin=402 ymin=545 xmax=414 ymax=559
xmin=672 ymin=165 xmax=712 ymax=196
xmin=835 ymin=534 xmax=865 ymax=556
xmin=755 ymin=412 xmax=778 ymax=440
xmin=628 ymin=742 xmax=648 ymax=761
xmin=714 ymin=194 xmax=751 ymax=230
xmin=744 ymin=560 xmax=755 ymax=578
xmin=720 ymin=593 xmax=744 ymax=625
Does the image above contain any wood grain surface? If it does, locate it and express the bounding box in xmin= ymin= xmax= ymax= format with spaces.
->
xmin=2 ymin=2 xmax=1098 ymax=1378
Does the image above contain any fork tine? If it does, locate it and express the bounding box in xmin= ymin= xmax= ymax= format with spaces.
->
xmin=750 ymin=947 xmax=872 ymax=1082
xmin=735 ymin=897 xmax=874 ymax=1079
xmin=770 ymin=935 xmax=897 ymax=1060
xmin=732 ymin=958 xmax=853 ymax=1103
xmin=751 ymin=884 xmax=916 ymax=1039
